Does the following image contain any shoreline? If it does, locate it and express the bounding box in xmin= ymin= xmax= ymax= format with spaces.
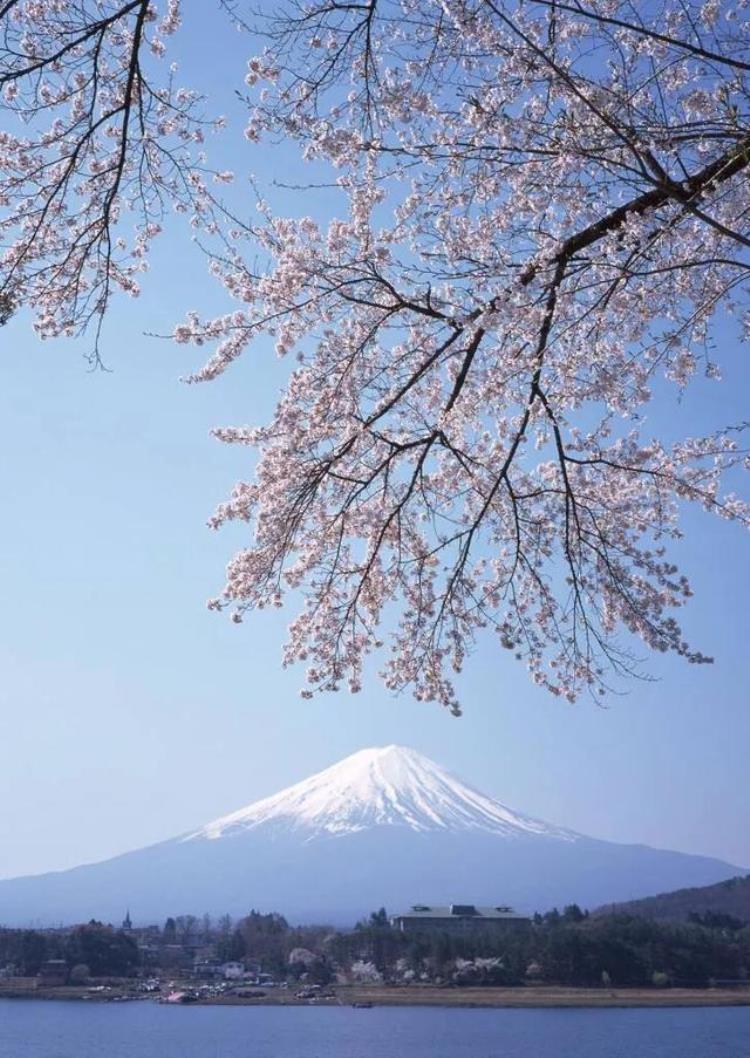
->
xmin=201 ymin=985 xmax=750 ymax=1009
xmin=2 ymin=983 xmax=750 ymax=1009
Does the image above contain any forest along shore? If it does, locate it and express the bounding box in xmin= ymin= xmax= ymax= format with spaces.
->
xmin=2 ymin=982 xmax=750 ymax=1009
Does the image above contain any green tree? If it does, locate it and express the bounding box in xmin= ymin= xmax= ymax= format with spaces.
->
xmin=216 ymin=930 xmax=245 ymax=963
xmin=19 ymin=931 xmax=48 ymax=975
xmin=64 ymin=923 xmax=139 ymax=977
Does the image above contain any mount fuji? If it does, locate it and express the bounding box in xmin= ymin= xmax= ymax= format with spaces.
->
xmin=0 ymin=746 xmax=744 ymax=926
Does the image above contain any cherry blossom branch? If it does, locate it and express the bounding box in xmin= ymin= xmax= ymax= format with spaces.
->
xmin=2 ymin=0 xmax=749 ymax=710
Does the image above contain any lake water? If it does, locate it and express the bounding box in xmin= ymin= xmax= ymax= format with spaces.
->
xmin=1 ymin=1000 xmax=749 ymax=1058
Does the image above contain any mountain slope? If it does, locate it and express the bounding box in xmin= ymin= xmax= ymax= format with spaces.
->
xmin=0 ymin=746 xmax=745 ymax=926
xmin=185 ymin=745 xmax=574 ymax=841
xmin=596 ymin=874 xmax=750 ymax=923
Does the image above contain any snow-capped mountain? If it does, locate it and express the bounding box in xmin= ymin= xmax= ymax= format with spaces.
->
xmin=185 ymin=745 xmax=573 ymax=841
xmin=0 ymin=746 xmax=745 ymax=926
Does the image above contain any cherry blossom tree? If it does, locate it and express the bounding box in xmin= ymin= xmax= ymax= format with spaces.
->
xmin=0 ymin=0 xmax=224 ymax=361
xmin=1 ymin=1 xmax=749 ymax=712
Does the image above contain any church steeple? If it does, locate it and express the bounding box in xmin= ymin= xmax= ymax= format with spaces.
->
xmin=122 ymin=909 xmax=132 ymax=931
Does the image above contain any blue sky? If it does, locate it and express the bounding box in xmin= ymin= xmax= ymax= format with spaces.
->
xmin=0 ymin=4 xmax=748 ymax=882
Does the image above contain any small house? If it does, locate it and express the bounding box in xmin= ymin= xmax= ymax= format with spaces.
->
xmin=221 ymin=961 xmax=246 ymax=980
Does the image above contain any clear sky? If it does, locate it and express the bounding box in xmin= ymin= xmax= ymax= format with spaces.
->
xmin=0 ymin=4 xmax=748 ymax=882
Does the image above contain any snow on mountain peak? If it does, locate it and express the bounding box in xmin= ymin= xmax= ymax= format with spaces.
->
xmin=185 ymin=745 xmax=575 ymax=843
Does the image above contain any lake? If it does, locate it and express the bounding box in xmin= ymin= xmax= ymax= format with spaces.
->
xmin=1 ymin=1000 xmax=749 ymax=1057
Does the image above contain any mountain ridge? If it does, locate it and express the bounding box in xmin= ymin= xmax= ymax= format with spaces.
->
xmin=595 ymin=873 xmax=750 ymax=923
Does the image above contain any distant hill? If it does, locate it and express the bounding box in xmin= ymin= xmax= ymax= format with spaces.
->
xmin=596 ymin=874 xmax=750 ymax=923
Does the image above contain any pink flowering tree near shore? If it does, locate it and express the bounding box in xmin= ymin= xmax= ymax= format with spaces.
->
xmin=1 ymin=1 xmax=749 ymax=712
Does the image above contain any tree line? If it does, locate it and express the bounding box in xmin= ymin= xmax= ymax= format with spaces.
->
xmin=4 ymin=905 xmax=747 ymax=988
xmin=0 ymin=922 xmax=139 ymax=978
xmin=334 ymin=906 xmax=750 ymax=988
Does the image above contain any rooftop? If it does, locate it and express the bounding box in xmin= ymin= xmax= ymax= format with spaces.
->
xmin=394 ymin=903 xmax=528 ymax=921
